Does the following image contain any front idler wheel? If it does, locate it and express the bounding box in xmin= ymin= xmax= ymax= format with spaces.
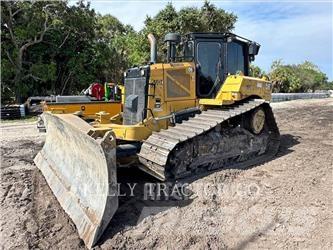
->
xmin=250 ymin=107 xmax=266 ymax=134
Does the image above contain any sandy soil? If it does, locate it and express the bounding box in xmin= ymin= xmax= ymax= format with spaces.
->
xmin=1 ymin=98 xmax=332 ymax=249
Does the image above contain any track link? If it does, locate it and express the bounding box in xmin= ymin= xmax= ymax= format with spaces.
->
xmin=138 ymin=99 xmax=280 ymax=181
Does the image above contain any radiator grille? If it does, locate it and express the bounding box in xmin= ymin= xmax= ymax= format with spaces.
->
xmin=123 ymin=76 xmax=147 ymax=125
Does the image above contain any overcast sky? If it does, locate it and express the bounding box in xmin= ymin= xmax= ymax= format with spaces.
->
xmin=83 ymin=0 xmax=333 ymax=80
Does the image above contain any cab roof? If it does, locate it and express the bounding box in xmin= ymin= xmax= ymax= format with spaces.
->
xmin=183 ymin=32 xmax=259 ymax=46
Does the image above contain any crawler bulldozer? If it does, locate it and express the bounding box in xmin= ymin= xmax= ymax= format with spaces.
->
xmin=34 ymin=32 xmax=280 ymax=248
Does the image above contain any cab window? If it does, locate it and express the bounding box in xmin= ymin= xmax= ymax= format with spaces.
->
xmin=227 ymin=42 xmax=245 ymax=75
xmin=196 ymin=42 xmax=221 ymax=97
xmin=183 ymin=41 xmax=194 ymax=60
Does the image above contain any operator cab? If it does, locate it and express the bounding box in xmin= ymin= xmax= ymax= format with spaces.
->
xmin=164 ymin=32 xmax=260 ymax=98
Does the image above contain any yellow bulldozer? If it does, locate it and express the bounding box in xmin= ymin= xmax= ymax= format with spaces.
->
xmin=34 ymin=32 xmax=280 ymax=248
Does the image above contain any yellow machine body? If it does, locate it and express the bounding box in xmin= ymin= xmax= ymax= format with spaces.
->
xmin=43 ymin=101 xmax=122 ymax=120
xmin=199 ymin=75 xmax=272 ymax=106
xmin=94 ymin=62 xmax=272 ymax=141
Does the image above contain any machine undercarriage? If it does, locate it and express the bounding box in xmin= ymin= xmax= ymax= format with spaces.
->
xmin=139 ymin=99 xmax=280 ymax=180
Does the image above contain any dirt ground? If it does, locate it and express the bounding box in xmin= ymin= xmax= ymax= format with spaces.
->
xmin=1 ymin=98 xmax=332 ymax=249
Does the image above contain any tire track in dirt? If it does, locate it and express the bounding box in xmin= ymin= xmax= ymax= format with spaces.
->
xmin=0 ymin=135 xmax=84 ymax=249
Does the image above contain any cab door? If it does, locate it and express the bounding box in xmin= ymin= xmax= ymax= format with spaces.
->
xmin=196 ymin=41 xmax=224 ymax=98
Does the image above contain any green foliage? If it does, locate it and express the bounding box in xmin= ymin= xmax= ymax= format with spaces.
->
xmin=269 ymin=60 xmax=329 ymax=93
xmin=320 ymin=81 xmax=333 ymax=90
xmin=250 ymin=61 xmax=330 ymax=92
xmin=249 ymin=64 xmax=266 ymax=78
xmin=1 ymin=0 xmax=98 ymax=101
xmin=1 ymin=1 xmax=237 ymax=103
xmin=143 ymin=1 xmax=237 ymax=61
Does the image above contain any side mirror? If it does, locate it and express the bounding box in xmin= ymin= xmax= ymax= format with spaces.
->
xmin=249 ymin=42 xmax=260 ymax=56
xmin=249 ymin=42 xmax=260 ymax=62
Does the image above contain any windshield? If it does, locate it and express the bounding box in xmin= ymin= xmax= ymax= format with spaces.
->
xmin=227 ymin=42 xmax=246 ymax=75
xmin=196 ymin=41 xmax=222 ymax=97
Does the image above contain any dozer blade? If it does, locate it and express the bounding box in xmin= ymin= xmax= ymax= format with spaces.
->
xmin=34 ymin=112 xmax=118 ymax=248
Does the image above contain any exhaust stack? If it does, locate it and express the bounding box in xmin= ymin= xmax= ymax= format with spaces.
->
xmin=148 ymin=33 xmax=157 ymax=64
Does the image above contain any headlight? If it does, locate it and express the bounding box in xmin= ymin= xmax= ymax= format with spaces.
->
xmin=187 ymin=67 xmax=194 ymax=73
xmin=140 ymin=69 xmax=145 ymax=76
xmin=266 ymin=83 xmax=272 ymax=90
xmin=124 ymin=72 xmax=127 ymax=77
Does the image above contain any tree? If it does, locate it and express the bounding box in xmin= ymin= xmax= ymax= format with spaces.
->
xmin=1 ymin=1 xmax=239 ymax=103
xmin=1 ymin=1 xmax=68 ymax=102
xmin=200 ymin=1 xmax=237 ymax=32
xmin=94 ymin=15 xmax=136 ymax=82
xmin=249 ymin=64 xmax=265 ymax=78
xmin=1 ymin=1 xmax=105 ymax=100
xmin=296 ymin=61 xmax=328 ymax=92
xmin=142 ymin=1 xmax=237 ymax=62
xmin=269 ymin=60 xmax=329 ymax=93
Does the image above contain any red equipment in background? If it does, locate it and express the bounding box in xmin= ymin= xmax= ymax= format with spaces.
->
xmin=90 ymin=83 xmax=105 ymax=100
